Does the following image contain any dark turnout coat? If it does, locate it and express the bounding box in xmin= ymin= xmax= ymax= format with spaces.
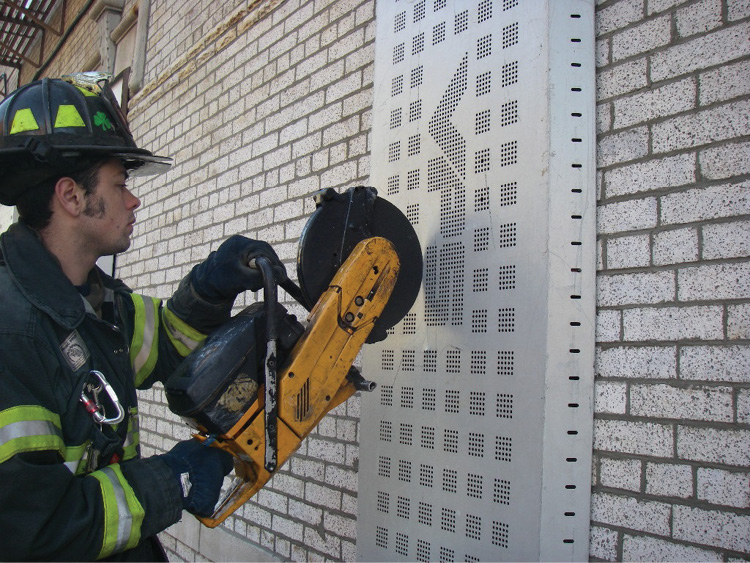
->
xmin=0 ymin=222 xmax=230 ymax=561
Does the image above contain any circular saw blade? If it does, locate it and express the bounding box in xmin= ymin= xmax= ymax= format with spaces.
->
xmin=297 ymin=187 xmax=422 ymax=342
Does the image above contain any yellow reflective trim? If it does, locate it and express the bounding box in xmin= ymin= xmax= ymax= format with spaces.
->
xmin=129 ymin=294 xmax=161 ymax=386
xmin=91 ymin=465 xmax=144 ymax=558
xmin=162 ymin=306 xmax=207 ymax=357
xmin=9 ymin=108 xmax=39 ymax=134
xmin=54 ymin=104 xmax=86 ymax=128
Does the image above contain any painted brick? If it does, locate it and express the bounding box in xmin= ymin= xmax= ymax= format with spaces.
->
xmin=728 ymin=0 xmax=750 ymax=20
xmin=673 ymin=505 xmax=750 ymax=552
xmin=615 ymin=15 xmax=671 ymax=62
xmin=596 ymin=346 xmax=677 ymax=379
xmin=738 ymin=389 xmax=750 ymax=424
xmin=604 ymin=153 xmax=695 ymax=198
xmin=728 ymin=304 xmax=750 ymax=340
xmin=630 ymin=383 xmax=734 ymax=422
xmin=697 ymin=468 xmax=750 ymax=508
xmin=596 ymin=58 xmax=648 ymax=100
xmin=622 ymin=535 xmax=722 ymax=562
xmin=303 ymin=527 xmax=341 ymax=559
xmin=677 ymin=426 xmax=750 ymax=467
xmin=676 ymin=0 xmax=723 ymax=38
xmin=597 ymin=197 xmax=657 ymax=235
xmin=596 ymin=310 xmax=622 ymax=342
xmin=650 ymin=22 xmax=750 ymax=82
xmin=614 ymin=77 xmax=695 ymax=129
xmin=597 ymin=271 xmax=674 ymax=307
xmin=256 ymin=488 xmax=289 ymax=514
xmin=644 ymin=462 xmax=694 ymax=498
xmin=272 ymin=514 xmax=304 ymax=542
xmin=594 ymin=419 xmax=674 ymax=457
xmin=653 ymin=100 xmax=750 ymax=153
xmin=599 ymin=456 xmax=641 ymax=491
xmin=597 ymin=126 xmax=649 ymax=168
xmin=325 ymin=465 xmax=358 ymax=492
xmin=678 ymin=262 xmax=750 ymax=301
xmin=589 ymin=525 xmax=619 ymax=561
xmin=660 ymin=181 xmax=750 ymax=225
xmin=590 ymin=492 xmax=671 ymax=536
xmin=597 ymin=101 xmax=612 ymax=133
xmin=700 ymin=140 xmax=750 ymax=180
xmin=305 ymin=482 xmax=341 ymax=511
xmin=623 ymin=305 xmax=723 ymax=341
xmin=652 ymin=227 xmax=699 ymax=266
xmin=595 ymin=0 xmax=644 ymax=36
xmin=324 ymin=511 xmax=357 ymax=539
xmin=606 ymin=234 xmax=651 ymax=269
xmin=703 ymin=220 xmax=750 ymax=260
xmin=680 ymin=345 xmax=750 ymax=383
xmin=647 ymin=0 xmax=687 ymax=15
xmin=595 ymin=381 xmax=627 ymax=414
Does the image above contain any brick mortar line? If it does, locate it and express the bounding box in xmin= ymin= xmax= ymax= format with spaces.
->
xmin=594 ymin=412 xmax=750 ymax=429
xmin=597 ymin=163 xmax=750 ymax=201
xmin=593 ymin=377 xmax=750 ymax=389
xmin=596 ymin=252 xmax=750 ymax=272
xmin=592 ymin=486 xmax=750 ymax=518
xmin=597 ymin=97 xmax=750 ymax=138
xmin=597 ymin=216 xmax=750 ymax=239
xmin=233 ymin=500 xmax=357 ymax=546
xmin=589 ymin=522 xmax=746 ymax=559
xmin=593 ymin=13 xmax=750 ymax=57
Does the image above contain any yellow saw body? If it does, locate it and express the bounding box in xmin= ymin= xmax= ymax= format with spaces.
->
xmin=186 ymin=236 xmax=399 ymax=527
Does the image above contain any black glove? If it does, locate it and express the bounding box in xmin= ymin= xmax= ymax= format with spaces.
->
xmin=191 ymin=235 xmax=287 ymax=301
xmin=160 ymin=439 xmax=234 ymax=517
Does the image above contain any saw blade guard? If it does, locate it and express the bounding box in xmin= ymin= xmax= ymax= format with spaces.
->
xmin=296 ymin=186 xmax=423 ymax=342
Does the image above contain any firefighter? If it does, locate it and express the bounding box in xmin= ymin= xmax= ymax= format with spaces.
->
xmin=0 ymin=73 xmax=286 ymax=560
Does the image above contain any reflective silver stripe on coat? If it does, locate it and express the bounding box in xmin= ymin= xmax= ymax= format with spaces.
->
xmin=133 ymin=298 xmax=156 ymax=375
xmin=0 ymin=419 xmax=61 ymax=446
xmin=100 ymin=466 xmax=133 ymax=552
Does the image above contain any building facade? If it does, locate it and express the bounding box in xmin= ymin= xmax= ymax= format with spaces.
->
xmin=1 ymin=0 xmax=748 ymax=560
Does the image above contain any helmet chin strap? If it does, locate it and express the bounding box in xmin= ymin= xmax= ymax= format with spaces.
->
xmin=24 ymin=137 xmax=75 ymax=170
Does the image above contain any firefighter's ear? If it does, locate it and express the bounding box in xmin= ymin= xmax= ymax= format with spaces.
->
xmin=53 ymin=176 xmax=85 ymax=217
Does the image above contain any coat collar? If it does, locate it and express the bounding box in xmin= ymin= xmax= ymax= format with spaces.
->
xmin=1 ymin=222 xmax=86 ymax=329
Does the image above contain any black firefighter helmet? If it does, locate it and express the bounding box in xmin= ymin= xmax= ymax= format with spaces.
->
xmin=0 ymin=72 xmax=171 ymax=206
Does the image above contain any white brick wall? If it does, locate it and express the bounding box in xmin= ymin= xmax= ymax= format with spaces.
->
xmin=120 ymin=0 xmax=374 ymax=560
xmin=594 ymin=0 xmax=750 ymax=560
xmin=31 ymin=0 xmax=743 ymax=560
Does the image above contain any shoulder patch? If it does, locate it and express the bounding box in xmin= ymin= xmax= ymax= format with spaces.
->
xmin=60 ymin=330 xmax=90 ymax=372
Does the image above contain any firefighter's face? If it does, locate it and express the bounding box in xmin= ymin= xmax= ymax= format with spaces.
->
xmin=81 ymin=158 xmax=141 ymax=256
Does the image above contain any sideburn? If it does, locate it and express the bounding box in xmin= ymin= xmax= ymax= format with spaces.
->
xmin=82 ymin=192 xmax=106 ymax=218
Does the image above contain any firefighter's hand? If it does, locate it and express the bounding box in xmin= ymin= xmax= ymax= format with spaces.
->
xmin=161 ymin=439 xmax=234 ymax=517
xmin=191 ymin=235 xmax=287 ymax=301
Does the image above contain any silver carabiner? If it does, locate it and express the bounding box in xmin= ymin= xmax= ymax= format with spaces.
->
xmin=80 ymin=370 xmax=125 ymax=425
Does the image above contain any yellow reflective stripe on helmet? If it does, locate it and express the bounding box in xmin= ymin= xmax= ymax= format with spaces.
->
xmin=91 ymin=465 xmax=144 ymax=558
xmin=54 ymin=104 xmax=86 ymax=128
xmin=0 ymin=405 xmax=64 ymax=463
xmin=129 ymin=294 xmax=160 ymax=387
xmin=162 ymin=306 xmax=206 ymax=357
xmin=9 ymin=108 xmax=39 ymax=134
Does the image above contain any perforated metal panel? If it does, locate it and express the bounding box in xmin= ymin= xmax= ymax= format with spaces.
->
xmin=357 ymin=1 xmax=595 ymax=561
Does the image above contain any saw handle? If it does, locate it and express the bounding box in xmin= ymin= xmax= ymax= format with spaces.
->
xmin=248 ymin=257 xmax=311 ymax=310
xmin=251 ymin=256 xmax=279 ymax=473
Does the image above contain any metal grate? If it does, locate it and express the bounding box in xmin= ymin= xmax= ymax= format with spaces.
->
xmin=359 ymin=1 xmax=596 ymax=560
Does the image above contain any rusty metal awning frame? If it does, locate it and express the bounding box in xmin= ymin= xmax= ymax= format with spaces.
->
xmin=0 ymin=0 xmax=64 ymax=69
